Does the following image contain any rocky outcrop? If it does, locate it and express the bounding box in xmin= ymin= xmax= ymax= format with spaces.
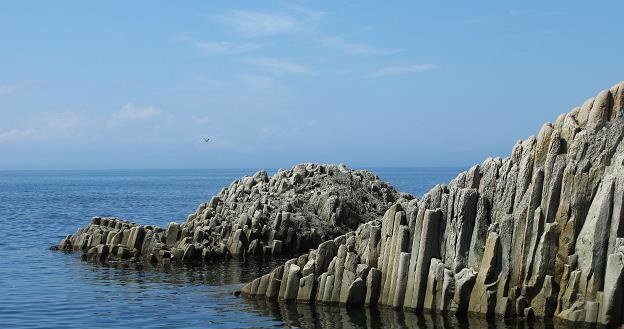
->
xmin=58 ymin=163 xmax=406 ymax=265
xmin=241 ymin=81 xmax=624 ymax=326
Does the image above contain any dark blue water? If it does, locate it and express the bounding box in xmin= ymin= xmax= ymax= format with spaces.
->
xmin=3 ymin=167 xmax=566 ymax=329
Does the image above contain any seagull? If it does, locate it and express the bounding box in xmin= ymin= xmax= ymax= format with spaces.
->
xmin=202 ymin=138 xmax=210 ymax=143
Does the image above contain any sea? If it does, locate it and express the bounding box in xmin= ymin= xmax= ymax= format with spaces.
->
xmin=0 ymin=168 xmax=570 ymax=328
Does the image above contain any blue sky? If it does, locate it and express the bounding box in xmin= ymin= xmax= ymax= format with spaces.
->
xmin=1 ymin=1 xmax=623 ymax=169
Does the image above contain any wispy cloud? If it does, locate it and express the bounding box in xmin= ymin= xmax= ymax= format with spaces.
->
xmin=177 ymin=34 xmax=265 ymax=55
xmin=0 ymin=129 xmax=36 ymax=143
xmin=194 ymin=41 xmax=265 ymax=55
xmin=245 ymin=57 xmax=319 ymax=76
xmin=318 ymin=36 xmax=402 ymax=55
xmin=109 ymin=104 xmax=161 ymax=126
xmin=0 ymin=108 xmax=179 ymax=147
xmin=0 ymin=111 xmax=90 ymax=144
xmin=283 ymin=3 xmax=326 ymax=20
xmin=206 ymin=7 xmax=402 ymax=60
xmin=218 ymin=11 xmax=305 ymax=36
xmin=368 ymin=64 xmax=438 ymax=77
xmin=0 ymin=85 xmax=18 ymax=96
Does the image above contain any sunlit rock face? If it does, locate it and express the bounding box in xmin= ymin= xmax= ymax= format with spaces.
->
xmin=58 ymin=163 xmax=407 ymax=265
xmin=242 ymin=81 xmax=624 ymax=326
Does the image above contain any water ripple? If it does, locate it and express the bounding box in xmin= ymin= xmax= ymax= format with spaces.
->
xmin=0 ymin=168 xmax=485 ymax=329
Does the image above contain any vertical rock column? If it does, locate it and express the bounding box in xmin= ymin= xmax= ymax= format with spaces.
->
xmin=407 ymin=209 xmax=442 ymax=310
xmin=377 ymin=205 xmax=400 ymax=304
xmin=468 ymin=231 xmax=500 ymax=315
xmin=600 ymin=250 xmax=624 ymax=325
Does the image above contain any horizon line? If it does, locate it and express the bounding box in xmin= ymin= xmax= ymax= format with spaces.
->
xmin=0 ymin=165 xmax=469 ymax=172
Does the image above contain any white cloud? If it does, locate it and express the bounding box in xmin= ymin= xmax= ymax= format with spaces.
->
xmin=218 ymin=11 xmax=305 ymax=36
xmin=245 ymin=57 xmax=318 ymax=76
xmin=319 ymin=36 xmax=402 ymax=55
xmin=194 ymin=41 xmax=265 ymax=55
xmin=0 ymin=112 xmax=87 ymax=144
xmin=109 ymin=104 xmax=161 ymax=126
xmin=0 ymin=85 xmax=18 ymax=96
xmin=368 ymin=64 xmax=438 ymax=77
xmin=0 ymin=129 xmax=36 ymax=143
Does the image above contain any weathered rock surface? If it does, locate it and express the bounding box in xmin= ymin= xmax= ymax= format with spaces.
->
xmin=241 ymin=81 xmax=624 ymax=326
xmin=58 ymin=163 xmax=405 ymax=264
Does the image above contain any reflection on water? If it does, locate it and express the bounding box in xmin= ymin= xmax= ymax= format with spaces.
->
xmin=79 ymin=256 xmax=289 ymax=287
xmin=242 ymin=297 xmax=579 ymax=329
xmin=1 ymin=252 xmax=289 ymax=329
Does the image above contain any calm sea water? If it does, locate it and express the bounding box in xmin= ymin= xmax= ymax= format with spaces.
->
xmin=0 ymin=167 xmax=570 ymax=328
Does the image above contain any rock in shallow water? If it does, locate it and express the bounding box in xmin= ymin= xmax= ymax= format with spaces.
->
xmin=58 ymin=163 xmax=405 ymax=266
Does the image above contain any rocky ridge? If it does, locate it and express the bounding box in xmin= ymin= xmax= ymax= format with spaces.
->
xmin=241 ymin=81 xmax=624 ymax=326
xmin=58 ymin=164 xmax=406 ymax=265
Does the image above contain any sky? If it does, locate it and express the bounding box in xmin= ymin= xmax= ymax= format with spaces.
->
xmin=1 ymin=1 xmax=623 ymax=170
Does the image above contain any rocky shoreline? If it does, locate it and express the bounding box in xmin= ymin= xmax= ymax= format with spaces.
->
xmin=58 ymin=163 xmax=406 ymax=265
xmin=240 ymin=82 xmax=624 ymax=327
xmin=57 ymin=82 xmax=624 ymax=326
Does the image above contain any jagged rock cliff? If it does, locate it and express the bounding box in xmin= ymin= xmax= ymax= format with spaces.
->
xmin=58 ymin=164 xmax=406 ymax=264
xmin=241 ymin=82 xmax=624 ymax=326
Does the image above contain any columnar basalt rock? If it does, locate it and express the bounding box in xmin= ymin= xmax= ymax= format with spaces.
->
xmin=58 ymin=163 xmax=405 ymax=265
xmin=241 ymin=81 xmax=624 ymax=326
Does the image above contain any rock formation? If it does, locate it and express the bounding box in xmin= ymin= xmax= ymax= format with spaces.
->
xmin=58 ymin=163 xmax=406 ymax=265
xmin=241 ymin=81 xmax=624 ymax=326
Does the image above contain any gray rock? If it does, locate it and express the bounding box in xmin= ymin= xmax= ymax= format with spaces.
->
xmin=344 ymin=277 xmax=366 ymax=305
xmin=468 ymin=232 xmax=499 ymax=315
xmin=339 ymin=269 xmax=357 ymax=304
xmin=600 ymin=252 xmax=624 ymax=325
xmin=449 ymin=267 xmax=476 ymax=315
xmin=127 ymin=226 xmax=145 ymax=251
xmin=297 ymin=273 xmax=315 ymax=302
xmin=530 ymin=275 xmax=556 ymax=318
xmin=266 ymin=265 xmax=284 ymax=299
xmin=410 ymin=209 xmax=442 ymax=310
xmin=391 ymin=252 xmax=410 ymax=308
xmin=283 ymin=264 xmax=301 ymax=300
xmin=365 ymin=268 xmax=381 ymax=305
xmin=62 ymin=163 xmax=403 ymax=265
xmin=257 ymin=273 xmax=271 ymax=296
xmin=62 ymin=82 xmax=624 ymax=326
xmin=166 ymin=223 xmax=180 ymax=245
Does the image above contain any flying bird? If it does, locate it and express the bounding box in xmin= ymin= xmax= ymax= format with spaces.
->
xmin=202 ymin=138 xmax=210 ymax=143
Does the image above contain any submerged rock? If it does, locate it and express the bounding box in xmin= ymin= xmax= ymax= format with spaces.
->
xmin=241 ymin=81 xmax=624 ymax=326
xmin=58 ymin=163 xmax=405 ymax=265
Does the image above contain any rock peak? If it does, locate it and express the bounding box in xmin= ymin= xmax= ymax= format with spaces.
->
xmin=59 ymin=163 xmax=409 ymax=265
